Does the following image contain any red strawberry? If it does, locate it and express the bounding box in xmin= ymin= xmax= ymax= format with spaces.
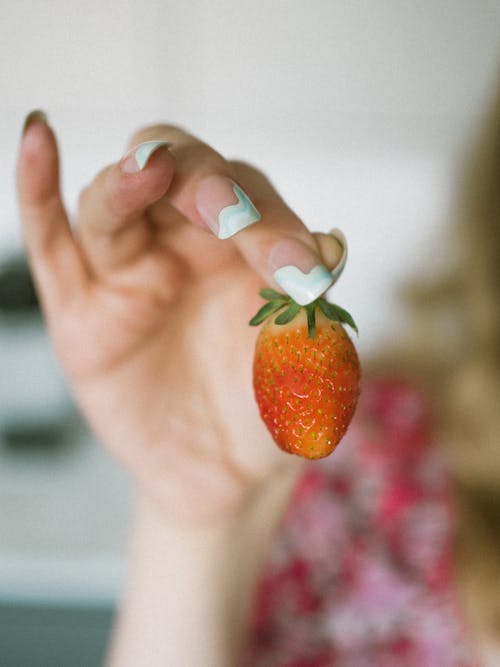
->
xmin=250 ymin=290 xmax=361 ymax=459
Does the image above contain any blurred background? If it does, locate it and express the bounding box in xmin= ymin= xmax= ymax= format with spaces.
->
xmin=1 ymin=1 xmax=499 ymax=665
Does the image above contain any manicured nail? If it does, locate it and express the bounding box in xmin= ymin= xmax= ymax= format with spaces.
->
xmin=121 ymin=140 xmax=171 ymax=174
xmin=269 ymin=239 xmax=334 ymax=306
xmin=195 ymin=175 xmax=261 ymax=239
xmin=329 ymin=228 xmax=348 ymax=285
xmin=22 ymin=109 xmax=48 ymax=134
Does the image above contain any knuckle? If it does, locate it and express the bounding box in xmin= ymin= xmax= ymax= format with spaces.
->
xmin=229 ymin=159 xmax=261 ymax=172
xmin=182 ymin=143 xmax=228 ymax=173
xmin=125 ymin=124 xmax=228 ymax=173
xmin=228 ymin=159 xmax=269 ymax=183
xmin=126 ymin=123 xmax=189 ymax=148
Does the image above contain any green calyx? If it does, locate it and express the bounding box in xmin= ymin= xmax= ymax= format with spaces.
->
xmin=249 ymin=288 xmax=358 ymax=340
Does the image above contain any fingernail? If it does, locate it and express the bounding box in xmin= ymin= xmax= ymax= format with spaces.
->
xmin=329 ymin=228 xmax=348 ymax=284
xmin=22 ymin=109 xmax=48 ymax=134
xmin=269 ymin=239 xmax=333 ymax=306
xmin=195 ymin=175 xmax=261 ymax=239
xmin=121 ymin=140 xmax=172 ymax=174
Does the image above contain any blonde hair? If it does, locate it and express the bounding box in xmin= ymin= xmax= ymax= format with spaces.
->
xmin=373 ymin=79 xmax=500 ymax=641
xmin=445 ymin=80 xmax=500 ymax=641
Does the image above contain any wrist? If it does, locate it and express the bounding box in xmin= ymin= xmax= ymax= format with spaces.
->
xmin=108 ymin=463 xmax=303 ymax=667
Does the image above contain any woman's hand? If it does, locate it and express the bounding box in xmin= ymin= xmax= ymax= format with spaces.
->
xmin=17 ymin=116 xmax=345 ymax=665
xmin=17 ymin=117 xmax=343 ymax=524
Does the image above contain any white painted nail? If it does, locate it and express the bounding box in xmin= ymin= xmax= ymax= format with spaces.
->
xmin=195 ymin=175 xmax=261 ymax=239
xmin=121 ymin=140 xmax=172 ymax=174
xmin=269 ymin=238 xmax=334 ymax=305
xmin=274 ymin=265 xmax=334 ymax=305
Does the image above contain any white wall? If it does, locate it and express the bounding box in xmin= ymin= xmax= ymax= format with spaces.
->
xmin=1 ymin=0 xmax=500 ymax=352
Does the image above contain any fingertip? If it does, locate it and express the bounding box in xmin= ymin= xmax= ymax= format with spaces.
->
xmin=79 ymin=142 xmax=175 ymax=233
xmin=314 ymin=231 xmax=346 ymax=273
xmin=17 ymin=112 xmax=60 ymax=205
xmin=113 ymin=144 xmax=175 ymax=213
xmin=120 ymin=140 xmax=173 ymax=174
xmin=267 ymin=238 xmax=334 ymax=305
xmin=22 ymin=109 xmax=48 ymax=135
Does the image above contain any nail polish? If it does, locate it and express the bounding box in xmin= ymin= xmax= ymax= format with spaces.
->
xmin=22 ymin=109 xmax=48 ymax=134
xmin=121 ymin=140 xmax=171 ymax=174
xmin=270 ymin=239 xmax=334 ymax=306
xmin=195 ymin=175 xmax=261 ymax=239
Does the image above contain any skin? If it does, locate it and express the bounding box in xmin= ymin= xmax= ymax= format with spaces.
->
xmin=16 ymin=119 xmax=345 ymax=665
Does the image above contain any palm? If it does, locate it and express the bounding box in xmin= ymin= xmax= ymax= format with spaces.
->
xmin=57 ymin=213 xmax=285 ymax=520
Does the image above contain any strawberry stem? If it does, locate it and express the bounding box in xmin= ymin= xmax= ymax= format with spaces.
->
xmin=249 ymin=291 xmax=358 ymax=338
xmin=305 ymin=303 xmax=316 ymax=339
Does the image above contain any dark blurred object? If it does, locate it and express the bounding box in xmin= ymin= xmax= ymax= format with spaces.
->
xmin=0 ymin=411 xmax=83 ymax=456
xmin=2 ymin=420 xmax=68 ymax=454
xmin=0 ymin=254 xmax=40 ymax=314
xmin=0 ymin=251 xmax=73 ymax=453
xmin=0 ymin=601 xmax=114 ymax=667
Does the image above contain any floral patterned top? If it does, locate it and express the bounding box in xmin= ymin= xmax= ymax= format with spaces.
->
xmin=245 ymin=378 xmax=478 ymax=667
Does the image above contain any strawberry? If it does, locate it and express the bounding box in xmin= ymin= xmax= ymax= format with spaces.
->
xmin=250 ymin=290 xmax=361 ymax=459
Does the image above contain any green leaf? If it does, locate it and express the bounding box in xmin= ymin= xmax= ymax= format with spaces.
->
xmin=259 ymin=288 xmax=288 ymax=302
xmin=318 ymin=299 xmax=341 ymax=322
xmin=332 ymin=303 xmax=358 ymax=334
xmin=274 ymin=301 xmax=301 ymax=325
xmin=318 ymin=299 xmax=358 ymax=334
xmin=306 ymin=303 xmax=317 ymax=339
xmin=249 ymin=300 xmax=287 ymax=326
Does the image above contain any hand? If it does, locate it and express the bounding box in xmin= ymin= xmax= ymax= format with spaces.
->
xmin=17 ymin=117 xmax=343 ymax=524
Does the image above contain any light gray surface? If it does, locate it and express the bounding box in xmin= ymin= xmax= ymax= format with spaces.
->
xmin=0 ymin=419 xmax=131 ymax=602
xmin=0 ymin=317 xmax=131 ymax=603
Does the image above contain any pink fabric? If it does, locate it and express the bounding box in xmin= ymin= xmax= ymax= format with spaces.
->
xmin=244 ymin=379 xmax=477 ymax=667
